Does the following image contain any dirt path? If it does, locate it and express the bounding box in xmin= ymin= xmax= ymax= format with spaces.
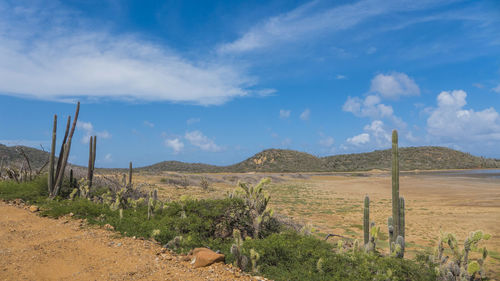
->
xmin=0 ymin=201 xmax=256 ymax=281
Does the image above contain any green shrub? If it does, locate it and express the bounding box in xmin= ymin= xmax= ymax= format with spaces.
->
xmin=239 ymin=232 xmax=437 ymax=281
xmin=0 ymin=176 xmax=48 ymax=202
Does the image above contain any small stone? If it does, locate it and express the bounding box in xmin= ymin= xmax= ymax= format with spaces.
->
xmin=116 ymin=243 xmax=122 ymax=247
xmin=103 ymin=224 xmax=114 ymax=231
xmin=29 ymin=205 xmax=39 ymax=212
xmin=68 ymin=212 xmax=74 ymax=217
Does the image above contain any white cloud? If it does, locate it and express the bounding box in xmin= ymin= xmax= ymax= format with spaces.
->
xmin=343 ymin=95 xmax=394 ymax=119
xmin=185 ymin=131 xmax=221 ymax=152
xmin=345 ymin=120 xmax=392 ymax=148
xmin=364 ymin=120 xmax=391 ymax=147
xmin=300 ymin=108 xmax=310 ymax=120
xmin=217 ymin=0 xmax=452 ymax=54
xmin=143 ymin=121 xmax=155 ymax=128
xmin=427 ymin=90 xmax=500 ymax=142
xmin=280 ymin=109 xmax=291 ymax=119
xmin=164 ymin=138 xmax=184 ymax=154
xmin=493 ymin=84 xmax=500 ymax=93
xmin=370 ymin=72 xmax=420 ymax=99
xmin=77 ymin=121 xmax=111 ymax=144
xmin=186 ymin=118 xmax=201 ymax=125
xmin=336 ymin=74 xmax=347 ymax=80
xmin=0 ymin=2 xmax=255 ymax=105
xmin=346 ymin=133 xmax=370 ymax=146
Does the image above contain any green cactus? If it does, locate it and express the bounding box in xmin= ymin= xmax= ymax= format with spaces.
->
xmin=363 ymin=195 xmax=370 ymax=246
xmin=399 ymin=197 xmax=405 ymax=240
xmin=128 ymin=161 xmax=133 ymax=188
xmin=231 ymin=229 xmax=248 ymax=270
xmin=388 ymin=217 xmax=394 ymax=252
xmin=231 ymin=178 xmax=273 ymax=238
xmin=391 ymin=235 xmax=405 ymax=258
xmin=432 ymin=230 xmax=491 ymax=280
xmin=391 ymin=130 xmax=400 ymax=243
xmin=250 ymin=248 xmax=260 ymax=273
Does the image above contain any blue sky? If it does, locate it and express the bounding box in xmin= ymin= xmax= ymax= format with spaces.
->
xmin=0 ymin=0 xmax=499 ymax=168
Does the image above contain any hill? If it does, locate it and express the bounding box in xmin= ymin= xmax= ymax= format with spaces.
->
xmin=0 ymin=144 xmax=51 ymax=170
xmin=139 ymin=146 xmax=500 ymax=173
xmin=2 ymin=143 xmax=499 ymax=173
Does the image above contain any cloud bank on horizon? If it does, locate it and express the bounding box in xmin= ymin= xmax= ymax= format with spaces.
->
xmin=0 ymin=0 xmax=499 ymax=167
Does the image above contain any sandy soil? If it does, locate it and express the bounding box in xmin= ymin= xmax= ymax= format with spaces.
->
xmin=0 ymin=201 xmax=257 ymax=281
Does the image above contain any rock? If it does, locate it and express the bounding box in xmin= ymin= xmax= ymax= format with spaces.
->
xmin=68 ymin=212 xmax=74 ymax=217
xmin=187 ymin=248 xmax=225 ymax=268
xmin=103 ymin=224 xmax=114 ymax=231
xmin=29 ymin=205 xmax=39 ymax=212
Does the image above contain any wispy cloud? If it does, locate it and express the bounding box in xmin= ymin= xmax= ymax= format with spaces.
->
xmin=279 ymin=109 xmax=291 ymax=119
xmin=186 ymin=118 xmax=201 ymax=125
xmin=165 ymin=138 xmax=184 ymax=154
xmin=77 ymin=121 xmax=111 ymax=144
xmin=143 ymin=121 xmax=155 ymax=128
xmin=217 ymin=0 xmax=459 ymax=54
xmin=300 ymin=108 xmax=310 ymax=120
xmin=335 ymin=74 xmax=347 ymax=80
xmin=0 ymin=2 xmax=257 ymax=105
xmin=493 ymin=84 xmax=500 ymax=93
xmin=185 ymin=131 xmax=221 ymax=152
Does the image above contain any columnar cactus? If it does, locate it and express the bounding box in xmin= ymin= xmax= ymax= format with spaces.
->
xmin=48 ymin=114 xmax=57 ymax=194
xmin=387 ymin=129 xmax=405 ymax=258
xmin=128 ymin=161 xmax=133 ymax=188
xmin=391 ymin=130 xmax=400 ymax=242
xmin=363 ymin=195 xmax=370 ymax=246
xmin=48 ymin=102 xmax=80 ymax=198
xmin=87 ymin=135 xmax=97 ymax=188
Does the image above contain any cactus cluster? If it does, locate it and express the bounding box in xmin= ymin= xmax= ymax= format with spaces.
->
xmin=432 ymin=231 xmax=490 ymax=280
xmin=361 ymin=130 xmax=405 ymax=257
xmin=48 ymin=102 xmax=80 ymax=198
xmin=148 ymin=189 xmax=160 ymax=220
xmin=230 ymin=178 xmax=274 ymax=238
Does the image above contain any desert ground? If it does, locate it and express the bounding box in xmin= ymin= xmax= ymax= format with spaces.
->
xmin=132 ymin=170 xmax=500 ymax=277
xmin=0 ymin=201 xmax=256 ymax=281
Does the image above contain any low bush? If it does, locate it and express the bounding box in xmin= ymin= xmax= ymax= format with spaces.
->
xmin=238 ymin=232 xmax=437 ymax=281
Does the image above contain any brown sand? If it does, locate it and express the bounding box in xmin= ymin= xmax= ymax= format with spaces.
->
xmin=0 ymin=201 xmax=257 ymax=281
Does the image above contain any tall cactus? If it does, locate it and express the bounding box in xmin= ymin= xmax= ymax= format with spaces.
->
xmin=87 ymin=135 xmax=97 ymax=188
xmin=387 ymin=129 xmax=405 ymax=258
xmin=128 ymin=161 xmax=133 ymax=188
xmin=48 ymin=114 xmax=57 ymax=194
xmin=391 ymin=130 xmax=400 ymax=243
xmin=48 ymin=102 xmax=80 ymax=198
xmin=363 ymin=195 xmax=370 ymax=246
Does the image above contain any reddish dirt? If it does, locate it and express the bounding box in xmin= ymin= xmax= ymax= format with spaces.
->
xmin=0 ymin=201 xmax=259 ymax=281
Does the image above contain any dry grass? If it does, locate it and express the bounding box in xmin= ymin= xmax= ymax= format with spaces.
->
xmin=115 ymin=170 xmax=500 ymax=277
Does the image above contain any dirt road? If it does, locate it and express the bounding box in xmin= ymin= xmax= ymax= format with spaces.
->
xmin=0 ymin=201 xmax=254 ymax=281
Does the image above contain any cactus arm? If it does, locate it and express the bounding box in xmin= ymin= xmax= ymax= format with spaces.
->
xmin=48 ymin=114 xmax=57 ymax=194
xmin=363 ymin=195 xmax=370 ymax=246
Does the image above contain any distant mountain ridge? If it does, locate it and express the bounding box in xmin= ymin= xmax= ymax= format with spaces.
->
xmin=2 ymin=143 xmax=499 ymax=173
xmin=139 ymin=146 xmax=500 ymax=173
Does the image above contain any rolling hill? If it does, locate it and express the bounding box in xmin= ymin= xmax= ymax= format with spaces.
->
xmin=2 ymin=143 xmax=499 ymax=173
